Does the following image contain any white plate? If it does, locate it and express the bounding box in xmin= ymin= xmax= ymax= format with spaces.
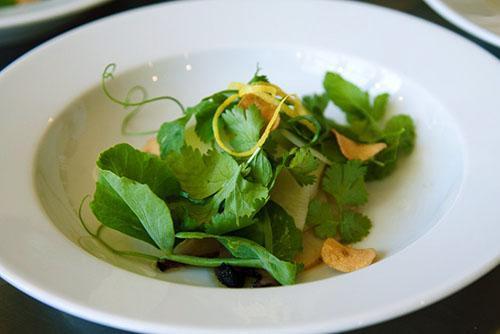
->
xmin=424 ymin=0 xmax=500 ymax=47
xmin=0 ymin=0 xmax=499 ymax=333
xmin=0 ymin=0 xmax=109 ymax=45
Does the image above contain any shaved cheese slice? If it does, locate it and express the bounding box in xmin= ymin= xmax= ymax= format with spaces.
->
xmin=271 ymin=163 xmax=325 ymax=230
xmin=295 ymin=229 xmax=324 ymax=269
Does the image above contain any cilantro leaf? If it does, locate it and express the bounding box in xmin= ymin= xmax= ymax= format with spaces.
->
xmin=192 ymin=91 xmax=231 ymax=143
xmin=206 ymin=169 xmax=268 ymax=234
xmin=306 ymin=198 xmax=339 ymax=239
xmin=221 ymin=105 xmax=265 ymax=151
xmin=166 ymin=146 xmax=239 ymax=199
xmin=322 ymin=160 xmax=368 ymax=206
xmin=96 ymin=143 xmax=179 ymax=198
xmin=176 ymin=232 xmax=298 ymax=285
xmin=248 ymin=150 xmax=273 ymax=186
xmin=265 ymin=201 xmax=302 ymax=261
xmin=287 ymin=147 xmax=320 ymax=186
xmin=92 ymin=170 xmax=175 ymax=251
xmin=302 ymin=92 xmax=329 ymax=117
xmin=157 ymin=114 xmax=190 ymax=158
xmin=170 ymin=199 xmax=215 ymax=231
xmin=339 ymin=210 xmax=372 ymax=243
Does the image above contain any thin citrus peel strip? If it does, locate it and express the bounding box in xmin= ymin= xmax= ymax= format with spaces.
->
xmin=213 ymin=81 xmax=319 ymax=157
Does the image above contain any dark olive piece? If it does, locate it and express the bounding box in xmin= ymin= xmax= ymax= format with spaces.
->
xmin=214 ymin=264 xmax=245 ymax=288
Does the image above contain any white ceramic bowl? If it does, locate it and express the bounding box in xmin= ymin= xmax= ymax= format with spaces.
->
xmin=0 ymin=1 xmax=499 ymax=333
xmin=424 ymin=0 xmax=500 ymax=47
xmin=0 ymin=0 xmax=109 ymax=45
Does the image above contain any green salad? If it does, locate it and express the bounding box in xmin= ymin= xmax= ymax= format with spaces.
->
xmin=0 ymin=0 xmax=37 ymax=7
xmin=80 ymin=64 xmax=416 ymax=288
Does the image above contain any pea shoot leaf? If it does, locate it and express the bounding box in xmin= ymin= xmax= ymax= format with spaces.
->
xmin=372 ymin=93 xmax=389 ymax=121
xmin=96 ymin=143 xmax=179 ymax=198
xmin=366 ymin=114 xmax=416 ymax=180
xmin=302 ymin=92 xmax=329 ymax=117
xmin=91 ymin=144 xmax=179 ymax=250
xmin=93 ymin=170 xmax=175 ymax=251
xmin=176 ymin=232 xmax=298 ymax=285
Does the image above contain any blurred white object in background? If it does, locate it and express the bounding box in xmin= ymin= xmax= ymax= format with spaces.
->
xmin=424 ymin=0 xmax=500 ymax=47
xmin=0 ymin=0 xmax=109 ymax=45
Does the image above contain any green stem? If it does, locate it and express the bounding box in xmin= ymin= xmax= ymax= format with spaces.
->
xmin=281 ymin=129 xmax=332 ymax=166
xmin=78 ymin=196 xmax=159 ymax=262
xmin=159 ymin=254 xmax=262 ymax=268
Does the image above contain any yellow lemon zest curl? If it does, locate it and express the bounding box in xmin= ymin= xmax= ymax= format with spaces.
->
xmin=212 ymin=81 xmax=317 ymax=157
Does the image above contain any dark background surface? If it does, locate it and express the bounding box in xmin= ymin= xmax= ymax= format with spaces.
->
xmin=0 ymin=0 xmax=499 ymax=333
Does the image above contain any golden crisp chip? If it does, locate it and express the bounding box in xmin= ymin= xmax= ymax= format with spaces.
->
xmin=142 ymin=137 xmax=160 ymax=156
xmin=321 ymin=238 xmax=376 ymax=272
xmin=332 ymin=130 xmax=386 ymax=161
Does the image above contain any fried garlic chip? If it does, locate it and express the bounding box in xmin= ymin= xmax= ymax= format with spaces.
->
xmin=143 ymin=137 xmax=160 ymax=156
xmin=321 ymin=238 xmax=376 ymax=272
xmin=332 ymin=130 xmax=387 ymax=161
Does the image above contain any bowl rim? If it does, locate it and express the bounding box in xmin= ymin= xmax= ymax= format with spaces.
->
xmin=0 ymin=0 xmax=110 ymax=29
xmin=0 ymin=0 xmax=499 ymax=333
xmin=423 ymin=0 xmax=500 ymax=47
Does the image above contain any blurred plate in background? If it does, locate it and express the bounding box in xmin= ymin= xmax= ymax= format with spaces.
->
xmin=424 ymin=0 xmax=500 ymax=47
xmin=0 ymin=0 xmax=109 ymax=45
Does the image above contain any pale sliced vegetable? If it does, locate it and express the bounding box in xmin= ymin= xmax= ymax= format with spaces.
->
xmin=184 ymin=125 xmax=211 ymax=152
xmin=271 ymin=164 xmax=325 ymax=230
xmin=142 ymin=137 xmax=160 ymax=156
xmin=332 ymin=130 xmax=386 ymax=161
xmin=321 ymin=238 xmax=376 ymax=272
xmin=173 ymin=238 xmax=221 ymax=257
xmin=295 ymin=229 xmax=324 ymax=269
